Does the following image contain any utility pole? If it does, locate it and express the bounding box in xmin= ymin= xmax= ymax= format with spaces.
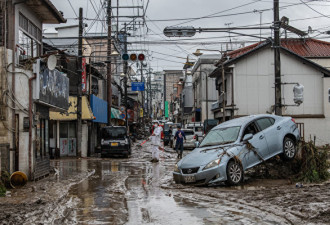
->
xmin=107 ymin=0 xmax=112 ymax=125
xmin=123 ymin=23 xmax=128 ymax=130
xmin=221 ymin=67 xmax=225 ymax=122
xmin=77 ymin=8 xmax=83 ymax=157
xmin=274 ymin=0 xmax=282 ymax=115
xmin=164 ymin=73 xmax=166 ymax=119
xmin=140 ymin=61 xmax=144 ymax=124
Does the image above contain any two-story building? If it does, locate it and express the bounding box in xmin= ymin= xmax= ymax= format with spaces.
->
xmin=0 ymin=0 xmax=67 ymax=180
xmin=189 ymin=54 xmax=218 ymax=123
xmin=210 ymin=38 xmax=330 ymax=145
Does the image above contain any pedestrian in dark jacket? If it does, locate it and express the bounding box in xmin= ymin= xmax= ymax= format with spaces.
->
xmin=174 ymin=126 xmax=186 ymax=159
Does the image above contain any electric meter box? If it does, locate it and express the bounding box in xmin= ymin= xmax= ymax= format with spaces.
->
xmin=293 ymin=84 xmax=304 ymax=105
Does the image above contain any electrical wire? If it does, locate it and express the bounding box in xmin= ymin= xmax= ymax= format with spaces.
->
xmin=299 ymin=0 xmax=330 ymax=19
xmin=66 ymin=0 xmax=78 ymax=18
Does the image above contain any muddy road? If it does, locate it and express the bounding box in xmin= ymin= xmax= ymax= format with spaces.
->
xmin=1 ymin=142 xmax=329 ymax=224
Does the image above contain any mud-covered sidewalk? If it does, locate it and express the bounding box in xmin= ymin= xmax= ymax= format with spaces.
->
xmin=0 ymin=160 xmax=95 ymax=225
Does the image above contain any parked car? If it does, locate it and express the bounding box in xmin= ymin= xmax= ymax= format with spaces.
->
xmin=170 ymin=129 xmax=196 ymax=150
xmin=173 ymin=115 xmax=300 ymax=186
xmin=100 ymin=126 xmax=131 ymax=158
xmin=186 ymin=122 xmax=203 ymax=139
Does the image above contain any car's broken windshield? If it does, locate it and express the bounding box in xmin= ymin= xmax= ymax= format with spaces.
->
xmin=200 ymin=126 xmax=240 ymax=147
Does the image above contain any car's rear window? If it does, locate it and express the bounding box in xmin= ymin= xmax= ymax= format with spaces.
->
xmin=102 ymin=127 xmax=126 ymax=139
xmin=183 ymin=130 xmax=194 ymax=136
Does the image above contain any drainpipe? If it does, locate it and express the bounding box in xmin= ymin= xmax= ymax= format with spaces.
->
xmin=28 ymin=73 xmax=36 ymax=179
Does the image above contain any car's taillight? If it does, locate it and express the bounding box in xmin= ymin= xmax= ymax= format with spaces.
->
xmin=193 ymin=135 xmax=196 ymax=140
xmin=291 ymin=118 xmax=296 ymax=124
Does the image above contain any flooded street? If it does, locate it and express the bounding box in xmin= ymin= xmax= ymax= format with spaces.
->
xmin=1 ymin=141 xmax=329 ymax=225
xmin=50 ymin=142 xmax=330 ymax=225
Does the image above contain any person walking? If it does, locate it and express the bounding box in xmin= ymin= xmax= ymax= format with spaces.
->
xmin=174 ymin=126 xmax=186 ymax=159
xmin=150 ymin=121 xmax=163 ymax=162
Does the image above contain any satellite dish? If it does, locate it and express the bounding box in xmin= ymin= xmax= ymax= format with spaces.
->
xmin=47 ymin=55 xmax=57 ymax=71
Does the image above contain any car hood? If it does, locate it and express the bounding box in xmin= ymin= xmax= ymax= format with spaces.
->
xmin=178 ymin=145 xmax=236 ymax=168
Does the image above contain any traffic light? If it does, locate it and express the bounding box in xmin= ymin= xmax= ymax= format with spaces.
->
xmin=138 ymin=53 xmax=145 ymax=61
xmin=130 ymin=53 xmax=137 ymax=61
xmin=122 ymin=53 xmax=129 ymax=61
xmin=121 ymin=53 xmax=145 ymax=61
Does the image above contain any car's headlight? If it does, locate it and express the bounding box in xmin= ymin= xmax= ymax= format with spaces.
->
xmin=174 ymin=164 xmax=180 ymax=172
xmin=203 ymin=159 xmax=221 ymax=170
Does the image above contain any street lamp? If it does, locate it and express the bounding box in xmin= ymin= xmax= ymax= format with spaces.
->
xmin=193 ymin=49 xmax=222 ymax=57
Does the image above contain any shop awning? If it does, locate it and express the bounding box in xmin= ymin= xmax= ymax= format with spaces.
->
xmin=111 ymin=108 xmax=122 ymax=119
xmin=50 ymin=96 xmax=94 ymax=120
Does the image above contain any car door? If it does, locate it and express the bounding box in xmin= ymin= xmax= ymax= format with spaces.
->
xmin=255 ymin=117 xmax=279 ymax=159
xmin=239 ymin=121 xmax=269 ymax=169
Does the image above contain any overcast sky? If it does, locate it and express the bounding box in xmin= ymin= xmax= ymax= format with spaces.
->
xmin=44 ymin=0 xmax=330 ymax=72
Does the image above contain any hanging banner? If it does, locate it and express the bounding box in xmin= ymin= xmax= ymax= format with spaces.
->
xmin=82 ymin=58 xmax=87 ymax=93
xmin=165 ymin=101 xmax=169 ymax=118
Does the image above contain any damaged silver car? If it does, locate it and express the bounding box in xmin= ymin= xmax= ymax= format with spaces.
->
xmin=173 ymin=115 xmax=300 ymax=186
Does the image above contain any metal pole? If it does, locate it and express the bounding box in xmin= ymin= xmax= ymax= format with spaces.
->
xmin=164 ymin=73 xmax=166 ymax=118
xmin=205 ymin=71 xmax=209 ymax=122
xmin=140 ymin=61 xmax=144 ymax=124
xmin=222 ymin=67 xmax=225 ymax=122
xmin=77 ymin=8 xmax=83 ymax=157
xmin=124 ymin=23 xmax=128 ymax=130
xmin=107 ymin=0 xmax=112 ymax=125
xmin=274 ymin=0 xmax=282 ymax=115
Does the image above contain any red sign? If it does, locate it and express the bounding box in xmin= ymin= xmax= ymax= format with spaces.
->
xmin=82 ymin=58 xmax=87 ymax=92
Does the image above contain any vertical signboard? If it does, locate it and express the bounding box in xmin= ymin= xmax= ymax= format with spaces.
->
xmin=165 ymin=101 xmax=169 ymax=118
xmin=82 ymin=58 xmax=87 ymax=93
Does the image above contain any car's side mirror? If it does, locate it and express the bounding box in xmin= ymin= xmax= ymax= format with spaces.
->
xmin=243 ymin=133 xmax=253 ymax=142
xmin=195 ymin=141 xmax=200 ymax=148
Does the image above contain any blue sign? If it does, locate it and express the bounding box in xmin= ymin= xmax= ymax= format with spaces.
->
xmin=120 ymin=113 xmax=126 ymax=119
xmin=131 ymin=82 xmax=145 ymax=91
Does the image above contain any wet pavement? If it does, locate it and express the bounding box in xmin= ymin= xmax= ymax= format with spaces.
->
xmin=1 ymin=141 xmax=329 ymax=225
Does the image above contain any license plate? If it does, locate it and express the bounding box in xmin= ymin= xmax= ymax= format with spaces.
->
xmin=184 ymin=175 xmax=196 ymax=183
xmin=111 ymin=142 xmax=118 ymax=146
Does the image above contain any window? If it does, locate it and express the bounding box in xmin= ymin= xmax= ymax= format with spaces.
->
xmin=243 ymin=122 xmax=259 ymax=137
xmin=18 ymin=13 xmax=41 ymax=64
xmin=256 ymin=118 xmax=274 ymax=131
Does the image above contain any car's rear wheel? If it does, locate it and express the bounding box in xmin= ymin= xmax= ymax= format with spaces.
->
xmin=226 ymin=160 xmax=243 ymax=185
xmin=282 ymin=137 xmax=296 ymax=161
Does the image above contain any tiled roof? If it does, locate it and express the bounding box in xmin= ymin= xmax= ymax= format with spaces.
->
xmin=224 ymin=38 xmax=330 ymax=61
xmin=281 ymin=39 xmax=330 ymax=57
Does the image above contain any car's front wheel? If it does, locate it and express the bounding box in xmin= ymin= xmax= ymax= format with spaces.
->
xmin=226 ymin=160 xmax=243 ymax=185
xmin=282 ymin=137 xmax=296 ymax=161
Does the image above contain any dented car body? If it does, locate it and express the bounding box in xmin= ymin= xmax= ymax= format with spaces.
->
xmin=173 ymin=115 xmax=300 ymax=185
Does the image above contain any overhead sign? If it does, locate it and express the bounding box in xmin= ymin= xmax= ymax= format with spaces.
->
xmin=131 ymin=82 xmax=145 ymax=91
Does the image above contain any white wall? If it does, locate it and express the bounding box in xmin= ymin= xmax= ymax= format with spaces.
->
xmin=234 ymin=48 xmax=324 ymax=116
xmin=233 ymin=47 xmax=330 ymax=145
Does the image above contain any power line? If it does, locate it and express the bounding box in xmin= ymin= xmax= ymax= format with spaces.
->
xmin=299 ymin=0 xmax=330 ymax=19
xmin=66 ymin=0 xmax=78 ymax=17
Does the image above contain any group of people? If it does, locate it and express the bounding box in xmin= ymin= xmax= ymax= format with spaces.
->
xmin=149 ymin=121 xmax=186 ymax=162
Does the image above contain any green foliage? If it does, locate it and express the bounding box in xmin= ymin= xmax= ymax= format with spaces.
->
xmin=295 ymin=141 xmax=330 ymax=183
